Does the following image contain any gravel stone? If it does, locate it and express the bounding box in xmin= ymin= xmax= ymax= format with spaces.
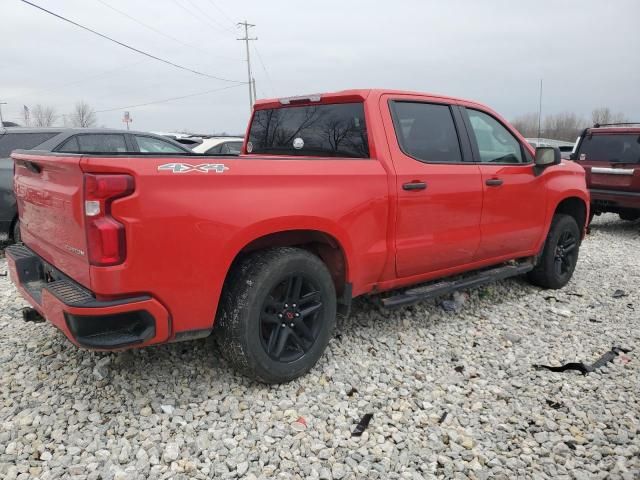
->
xmin=0 ymin=214 xmax=639 ymax=479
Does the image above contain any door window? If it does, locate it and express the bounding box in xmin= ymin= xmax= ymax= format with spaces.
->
xmin=390 ymin=102 xmax=463 ymax=163
xmin=466 ymin=109 xmax=524 ymax=164
xmin=205 ymin=144 xmax=222 ymax=154
xmin=220 ymin=141 xmax=242 ymax=154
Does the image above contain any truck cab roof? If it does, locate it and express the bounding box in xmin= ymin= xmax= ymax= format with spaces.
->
xmin=254 ymin=89 xmax=484 ymax=110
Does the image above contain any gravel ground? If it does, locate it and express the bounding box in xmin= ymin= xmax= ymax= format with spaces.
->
xmin=0 ymin=213 xmax=638 ymax=480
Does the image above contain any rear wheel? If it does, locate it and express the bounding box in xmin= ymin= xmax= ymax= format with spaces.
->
xmin=619 ymin=211 xmax=640 ymax=222
xmin=528 ymin=214 xmax=580 ymax=289
xmin=215 ymin=247 xmax=336 ymax=383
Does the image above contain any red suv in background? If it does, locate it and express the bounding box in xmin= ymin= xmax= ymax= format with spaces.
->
xmin=572 ymin=123 xmax=640 ymax=222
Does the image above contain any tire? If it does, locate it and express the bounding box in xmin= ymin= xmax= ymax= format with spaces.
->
xmin=619 ymin=211 xmax=640 ymax=222
xmin=215 ymin=247 xmax=336 ymax=384
xmin=12 ymin=220 xmax=21 ymax=244
xmin=527 ymin=214 xmax=580 ymax=289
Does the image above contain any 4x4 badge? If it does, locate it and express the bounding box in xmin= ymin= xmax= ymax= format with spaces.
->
xmin=157 ymin=163 xmax=229 ymax=173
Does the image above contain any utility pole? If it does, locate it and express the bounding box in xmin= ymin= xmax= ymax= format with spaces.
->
xmin=237 ymin=20 xmax=257 ymax=113
xmin=0 ymin=102 xmax=6 ymax=126
xmin=537 ymin=78 xmax=543 ymax=141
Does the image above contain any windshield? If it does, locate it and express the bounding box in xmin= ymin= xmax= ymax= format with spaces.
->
xmin=577 ymin=134 xmax=640 ymax=164
xmin=247 ymin=102 xmax=369 ymax=158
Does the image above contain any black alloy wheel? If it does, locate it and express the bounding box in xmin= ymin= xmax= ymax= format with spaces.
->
xmin=553 ymin=230 xmax=578 ymax=277
xmin=260 ymin=274 xmax=324 ymax=363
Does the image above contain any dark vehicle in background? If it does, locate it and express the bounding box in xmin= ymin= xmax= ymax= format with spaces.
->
xmin=0 ymin=128 xmax=190 ymax=243
xmin=572 ymin=123 xmax=640 ymax=222
xmin=559 ymin=145 xmax=574 ymax=160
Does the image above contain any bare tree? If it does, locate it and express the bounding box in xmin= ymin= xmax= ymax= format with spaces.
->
xmin=70 ymin=101 xmax=97 ymax=128
xmin=511 ymin=113 xmax=539 ymax=138
xmin=543 ymin=112 xmax=587 ymax=142
xmin=31 ymin=104 xmax=58 ymax=127
xmin=591 ymin=107 xmax=628 ymax=126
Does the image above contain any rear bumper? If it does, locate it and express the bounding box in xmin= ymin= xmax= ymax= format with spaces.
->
xmin=590 ymin=188 xmax=640 ymax=212
xmin=6 ymin=244 xmax=170 ymax=350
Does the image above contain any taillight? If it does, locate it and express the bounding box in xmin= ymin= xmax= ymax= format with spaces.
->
xmin=84 ymin=174 xmax=134 ymax=266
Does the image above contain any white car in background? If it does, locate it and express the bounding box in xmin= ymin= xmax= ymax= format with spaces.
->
xmin=152 ymin=132 xmax=204 ymax=149
xmin=192 ymin=136 xmax=244 ymax=155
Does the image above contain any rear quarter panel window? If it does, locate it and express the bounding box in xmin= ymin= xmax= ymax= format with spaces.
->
xmin=248 ymin=102 xmax=369 ymax=158
xmin=0 ymin=132 xmax=60 ymax=157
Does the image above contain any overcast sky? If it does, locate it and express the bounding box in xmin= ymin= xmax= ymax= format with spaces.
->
xmin=2 ymin=0 xmax=639 ymax=133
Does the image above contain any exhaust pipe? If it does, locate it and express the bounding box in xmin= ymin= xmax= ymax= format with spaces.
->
xmin=22 ymin=307 xmax=45 ymax=323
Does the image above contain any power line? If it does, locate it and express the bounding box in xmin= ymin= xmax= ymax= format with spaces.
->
xmin=172 ymin=0 xmax=232 ymax=38
xmin=95 ymin=0 xmax=241 ymax=62
xmin=94 ymin=83 xmax=244 ymax=113
xmin=183 ymin=0 xmax=235 ymax=35
xmin=205 ymin=0 xmax=236 ymax=26
xmin=3 ymin=59 xmax=149 ymax=102
xmin=253 ymin=45 xmax=276 ymax=97
xmin=19 ymin=0 xmax=245 ymax=84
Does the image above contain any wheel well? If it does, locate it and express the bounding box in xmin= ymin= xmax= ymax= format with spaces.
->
xmin=555 ymin=197 xmax=587 ymax=232
xmin=236 ymin=230 xmax=348 ymax=296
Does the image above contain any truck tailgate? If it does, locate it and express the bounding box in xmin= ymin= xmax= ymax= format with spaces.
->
xmin=13 ymin=152 xmax=91 ymax=288
xmin=583 ymin=160 xmax=640 ymax=191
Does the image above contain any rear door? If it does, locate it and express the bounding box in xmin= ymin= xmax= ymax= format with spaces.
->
xmin=460 ymin=106 xmax=546 ymax=260
xmin=13 ymin=152 xmax=91 ymax=287
xmin=381 ymin=95 xmax=483 ymax=277
xmin=575 ymin=132 xmax=640 ymax=193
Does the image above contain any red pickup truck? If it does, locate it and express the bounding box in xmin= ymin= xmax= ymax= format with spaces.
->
xmin=7 ymin=89 xmax=589 ymax=383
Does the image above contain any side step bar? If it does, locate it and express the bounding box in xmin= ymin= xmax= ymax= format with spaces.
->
xmin=381 ymin=262 xmax=535 ymax=309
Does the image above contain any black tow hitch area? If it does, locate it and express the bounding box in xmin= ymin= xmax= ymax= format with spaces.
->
xmin=22 ymin=307 xmax=45 ymax=323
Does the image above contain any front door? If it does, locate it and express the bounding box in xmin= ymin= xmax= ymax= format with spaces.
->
xmin=382 ymin=97 xmax=483 ymax=278
xmin=462 ymin=107 xmax=547 ymax=260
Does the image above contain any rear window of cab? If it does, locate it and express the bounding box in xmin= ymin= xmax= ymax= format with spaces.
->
xmin=247 ymin=102 xmax=369 ymax=158
xmin=577 ymin=133 xmax=640 ymax=163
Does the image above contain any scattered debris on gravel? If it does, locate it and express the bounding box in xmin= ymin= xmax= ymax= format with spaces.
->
xmin=0 ymin=214 xmax=638 ymax=479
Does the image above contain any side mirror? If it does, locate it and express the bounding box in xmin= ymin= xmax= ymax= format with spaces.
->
xmin=534 ymin=146 xmax=561 ymax=167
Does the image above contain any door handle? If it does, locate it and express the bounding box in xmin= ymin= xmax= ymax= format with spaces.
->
xmin=403 ymin=181 xmax=427 ymax=191
xmin=485 ymin=178 xmax=503 ymax=187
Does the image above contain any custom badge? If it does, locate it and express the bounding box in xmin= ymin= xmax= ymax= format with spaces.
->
xmin=157 ymin=163 xmax=229 ymax=173
xmin=246 ymin=141 xmax=253 ymax=153
xmin=293 ymin=137 xmax=304 ymax=150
